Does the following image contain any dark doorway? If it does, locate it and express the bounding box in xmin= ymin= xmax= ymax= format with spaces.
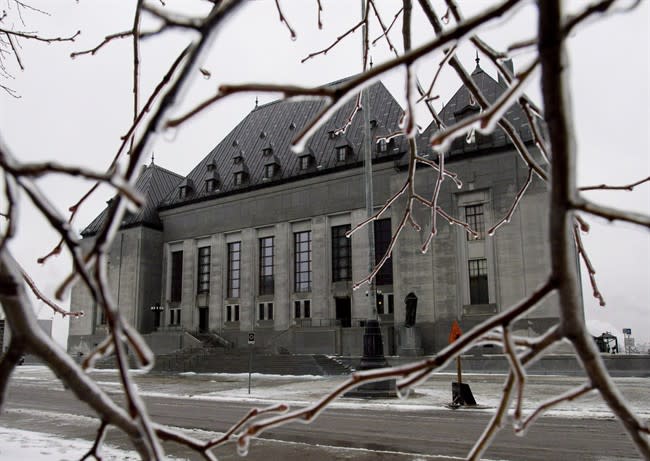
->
xmin=335 ymin=297 xmax=351 ymax=328
xmin=199 ymin=307 xmax=209 ymax=333
xmin=153 ymin=310 xmax=162 ymax=329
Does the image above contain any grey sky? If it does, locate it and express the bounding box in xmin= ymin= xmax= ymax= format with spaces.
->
xmin=1 ymin=0 xmax=648 ymax=347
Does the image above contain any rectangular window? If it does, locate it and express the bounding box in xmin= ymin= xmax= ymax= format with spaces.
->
xmin=169 ymin=307 xmax=181 ymax=325
xmin=294 ymin=231 xmax=312 ymax=292
xmin=197 ymin=246 xmax=211 ymax=294
xmin=294 ymin=300 xmax=311 ymax=318
xmin=336 ymin=145 xmax=350 ymax=162
xmin=469 ymin=259 xmax=489 ymax=304
xmin=226 ymin=304 xmax=240 ymax=322
xmin=374 ymin=219 xmax=393 ymax=285
xmin=170 ymin=250 xmax=183 ymax=303
xmin=300 ymin=156 xmax=311 ymax=170
xmin=377 ymin=293 xmax=394 ymax=315
xmin=465 ymin=204 xmax=485 ymax=240
xmin=331 ymin=225 xmax=351 ymax=282
xmin=259 ymin=237 xmax=274 ymax=295
xmin=206 ymin=179 xmax=218 ymax=192
xmin=258 ymin=302 xmax=274 ymax=321
xmin=227 ymin=242 xmax=241 ymax=298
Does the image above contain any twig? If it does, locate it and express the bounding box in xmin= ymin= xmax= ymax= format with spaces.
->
xmin=371 ymin=7 xmax=402 ymax=47
xmin=80 ymin=420 xmax=108 ymax=461
xmin=573 ymin=217 xmax=605 ymax=306
xmin=579 ymin=176 xmax=650 ymax=192
xmin=21 ymin=268 xmax=84 ymax=317
xmin=487 ymin=167 xmax=533 ymax=236
xmin=0 ymin=27 xmax=79 ymax=43
xmin=274 ymin=0 xmax=296 ymax=40
xmin=516 ymin=383 xmax=595 ymax=435
xmin=572 ymin=198 xmax=650 ymax=228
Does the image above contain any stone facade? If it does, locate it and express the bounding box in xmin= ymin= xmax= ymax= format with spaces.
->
xmin=68 ymin=69 xmax=578 ymax=356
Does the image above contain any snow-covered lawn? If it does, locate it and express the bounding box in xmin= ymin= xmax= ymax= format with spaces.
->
xmin=0 ymin=426 xmax=183 ymax=461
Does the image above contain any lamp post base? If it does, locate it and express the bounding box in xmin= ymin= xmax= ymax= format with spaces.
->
xmin=344 ymin=319 xmax=396 ymax=398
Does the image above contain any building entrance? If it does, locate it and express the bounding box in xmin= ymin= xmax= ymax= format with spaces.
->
xmin=335 ymin=297 xmax=351 ymax=328
xmin=199 ymin=307 xmax=209 ymax=333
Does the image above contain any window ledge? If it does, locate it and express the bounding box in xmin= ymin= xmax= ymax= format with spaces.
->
xmin=462 ymin=303 xmax=498 ymax=317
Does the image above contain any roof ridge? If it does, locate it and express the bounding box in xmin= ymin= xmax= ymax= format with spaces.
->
xmin=148 ymin=163 xmax=185 ymax=180
xmin=252 ymin=74 xmax=365 ymax=112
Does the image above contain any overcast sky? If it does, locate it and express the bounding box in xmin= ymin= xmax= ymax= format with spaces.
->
xmin=1 ymin=1 xmax=648 ymax=348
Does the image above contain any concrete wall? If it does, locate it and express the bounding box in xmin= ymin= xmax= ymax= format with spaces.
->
xmin=156 ymin=148 xmax=568 ymax=354
xmin=390 ymin=148 xmax=559 ymax=352
xmin=159 ymin=164 xmax=400 ymax=344
xmin=70 ymin=145 xmax=570 ymax=356
xmin=68 ymin=226 xmax=164 ymax=353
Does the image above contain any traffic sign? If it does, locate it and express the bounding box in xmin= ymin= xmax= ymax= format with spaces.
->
xmin=248 ymin=332 xmax=255 ymax=345
xmin=448 ymin=320 xmax=463 ymax=344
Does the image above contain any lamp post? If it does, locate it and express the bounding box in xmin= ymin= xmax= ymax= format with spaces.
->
xmin=346 ymin=0 xmax=394 ymax=398
xmin=150 ymin=302 xmax=163 ymax=330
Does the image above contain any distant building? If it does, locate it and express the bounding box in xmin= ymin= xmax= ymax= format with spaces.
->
xmin=0 ymin=304 xmax=53 ymax=353
xmin=69 ymin=63 xmax=571 ymax=356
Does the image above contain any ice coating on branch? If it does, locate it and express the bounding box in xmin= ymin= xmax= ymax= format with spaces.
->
xmin=236 ymin=435 xmax=249 ymax=457
xmin=291 ymin=74 xmax=382 ymax=154
xmin=396 ymin=385 xmax=412 ymax=400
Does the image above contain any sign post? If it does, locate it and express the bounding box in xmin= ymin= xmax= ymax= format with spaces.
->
xmin=448 ymin=320 xmax=477 ymax=407
xmin=449 ymin=320 xmax=463 ymax=384
xmin=248 ymin=332 xmax=255 ymax=394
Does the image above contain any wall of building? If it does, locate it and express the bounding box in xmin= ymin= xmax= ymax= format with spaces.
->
xmin=68 ymin=226 xmax=165 ymax=355
xmin=158 ymin=163 xmax=398 ymax=351
xmin=389 ymin=147 xmax=557 ymax=351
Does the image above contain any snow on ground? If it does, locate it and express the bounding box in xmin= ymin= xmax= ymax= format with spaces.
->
xmin=10 ymin=365 xmax=650 ymax=421
xmin=0 ymin=426 xmax=184 ymax=461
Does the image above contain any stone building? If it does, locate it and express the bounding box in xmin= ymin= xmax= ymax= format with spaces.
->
xmin=68 ymin=64 xmax=567 ymax=356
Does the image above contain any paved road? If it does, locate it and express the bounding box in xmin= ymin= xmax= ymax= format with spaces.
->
xmin=2 ymin=377 xmax=643 ymax=460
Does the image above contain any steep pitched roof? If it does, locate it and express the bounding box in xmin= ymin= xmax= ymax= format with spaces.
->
xmin=160 ymin=81 xmax=406 ymax=208
xmin=81 ymin=163 xmax=184 ymax=236
xmin=418 ymin=61 xmax=537 ymax=157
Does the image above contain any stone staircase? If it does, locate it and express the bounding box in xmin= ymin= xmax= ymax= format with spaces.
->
xmin=193 ymin=331 xmax=232 ymax=349
xmin=151 ymin=349 xmax=353 ymax=376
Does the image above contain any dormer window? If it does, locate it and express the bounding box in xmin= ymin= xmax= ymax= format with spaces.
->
xmin=262 ymin=147 xmax=273 ymax=157
xmin=233 ymin=152 xmax=244 ymax=164
xmin=179 ymin=186 xmax=189 ymax=199
xmin=299 ymin=155 xmax=311 ymax=170
xmin=377 ymin=138 xmax=388 ymax=153
xmin=454 ymin=104 xmax=480 ymax=122
xmin=206 ymin=160 xmax=217 ymax=172
xmin=178 ymin=178 xmax=194 ymax=200
xmin=263 ymin=153 xmax=280 ymax=180
xmin=264 ymin=164 xmax=276 ymax=179
xmin=206 ymin=178 xmax=219 ymax=192
xmin=336 ymin=145 xmax=352 ymax=162
xmin=234 ymin=172 xmax=245 ymax=186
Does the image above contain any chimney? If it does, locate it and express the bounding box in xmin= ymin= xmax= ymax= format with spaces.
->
xmin=499 ymin=59 xmax=514 ymax=85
